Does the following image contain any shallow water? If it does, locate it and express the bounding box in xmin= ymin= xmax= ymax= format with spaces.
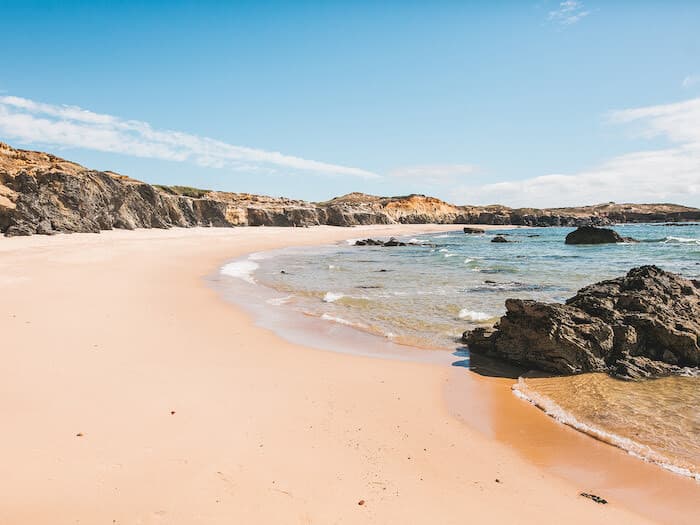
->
xmin=222 ymin=223 xmax=700 ymax=479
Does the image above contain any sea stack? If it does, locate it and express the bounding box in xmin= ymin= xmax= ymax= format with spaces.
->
xmin=565 ymin=225 xmax=637 ymax=244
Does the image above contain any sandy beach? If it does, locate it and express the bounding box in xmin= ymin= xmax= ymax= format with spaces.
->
xmin=0 ymin=225 xmax=695 ymax=524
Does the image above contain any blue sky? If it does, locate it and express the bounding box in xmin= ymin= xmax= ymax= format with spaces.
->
xmin=1 ymin=0 xmax=699 ymax=207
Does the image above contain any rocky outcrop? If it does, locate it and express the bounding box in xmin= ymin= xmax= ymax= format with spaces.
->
xmin=463 ymin=266 xmax=700 ymax=379
xmin=564 ymin=226 xmax=637 ymax=244
xmin=491 ymin=235 xmax=511 ymax=243
xmin=463 ymin=227 xmax=485 ymax=234
xmin=354 ymin=237 xmax=429 ymax=247
xmin=2 ymin=142 xmax=699 ymax=236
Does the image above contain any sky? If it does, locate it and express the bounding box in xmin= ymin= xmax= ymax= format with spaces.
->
xmin=1 ymin=0 xmax=699 ymax=207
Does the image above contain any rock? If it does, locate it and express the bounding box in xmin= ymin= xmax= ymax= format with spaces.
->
xmin=383 ymin=237 xmax=405 ymax=247
xmin=491 ymin=236 xmax=510 ymax=243
xmin=463 ymin=227 xmax=485 ymax=234
xmin=565 ymin=226 xmax=636 ymax=245
xmin=354 ymin=237 xmax=407 ymax=247
xmin=463 ymin=266 xmax=700 ymax=379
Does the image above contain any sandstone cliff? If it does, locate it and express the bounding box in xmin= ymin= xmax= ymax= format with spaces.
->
xmin=1 ymin=142 xmax=699 ymax=236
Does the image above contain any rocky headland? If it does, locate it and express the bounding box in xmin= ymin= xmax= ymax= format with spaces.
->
xmin=2 ymin=141 xmax=700 ymax=236
xmin=464 ymin=266 xmax=700 ymax=380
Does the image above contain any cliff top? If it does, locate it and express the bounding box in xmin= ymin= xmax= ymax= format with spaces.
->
xmin=1 ymin=141 xmax=698 ymax=215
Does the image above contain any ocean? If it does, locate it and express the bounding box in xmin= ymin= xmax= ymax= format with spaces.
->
xmin=220 ymin=223 xmax=700 ymax=480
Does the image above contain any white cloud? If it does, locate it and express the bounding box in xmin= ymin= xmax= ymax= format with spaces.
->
xmin=548 ymin=1 xmax=590 ymax=26
xmin=389 ymin=164 xmax=477 ymax=185
xmin=0 ymin=95 xmax=378 ymax=179
xmin=682 ymin=75 xmax=700 ymax=89
xmin=452 ymin=97 xmax=700 ymax=207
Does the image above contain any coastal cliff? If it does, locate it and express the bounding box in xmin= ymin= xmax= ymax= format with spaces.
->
xmin=2 ymin=142 xmax=699 ymax=236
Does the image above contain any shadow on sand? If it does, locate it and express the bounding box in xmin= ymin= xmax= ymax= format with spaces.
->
xmin=451 ymin=346 xmax=556 ymax=379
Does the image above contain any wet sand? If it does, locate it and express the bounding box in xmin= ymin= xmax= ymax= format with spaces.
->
xmin=0 ymin=225 xmax=691 ymax=523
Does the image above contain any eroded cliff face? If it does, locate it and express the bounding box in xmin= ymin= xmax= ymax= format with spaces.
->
xmin=1 ymin=142 xmax=699 ymax=236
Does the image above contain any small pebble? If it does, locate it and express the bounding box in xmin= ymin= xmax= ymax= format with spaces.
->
xmin=358 ymin=499 xmax=365 ymax=506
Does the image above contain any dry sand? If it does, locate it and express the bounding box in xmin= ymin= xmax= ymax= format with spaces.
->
xmin=0 ymin=225 xmax=693 ymax=524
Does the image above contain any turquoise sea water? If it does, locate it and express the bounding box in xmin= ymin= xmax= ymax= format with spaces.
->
xmin=220 ymin=223 xmax=700 ymax=480
xmin=251 ymin=224 xmax=700 ymax=349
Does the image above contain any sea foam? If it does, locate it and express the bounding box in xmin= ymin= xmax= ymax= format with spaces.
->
xmin=458 ymin=309 xmax=492 ymax=321
xmin=323 ymin=292 xmax=344 ymax=303
xmin=220 ymin=259 xmax=260 ymax=284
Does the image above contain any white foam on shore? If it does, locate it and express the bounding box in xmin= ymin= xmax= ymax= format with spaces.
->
xmin=266 ymin=295 xmax=294 ymax=306
xmin=320 ymin=313 xmax=366 ymax=328
xmin=512 ymin=379 xmax=700 ymax=481
xmin=323 ymin=292 xmax=344 ymax=303
xmin=664 ymin=236 xmax=700 ymax=245
xmin=248 ymin=251 xmax=272 ymax=261
xmin=220 ymin=259 xmax=260 ymax=284
xmin=458 ymin=309 xmax=491 ymax=321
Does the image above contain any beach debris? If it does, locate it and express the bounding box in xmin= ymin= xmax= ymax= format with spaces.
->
xmin=357 ymin=499 xmax=365 ymax=506
xmin=76 ymin=432 xmax=84 ymax=437
xmin=565 ymin=226 xmax=637 ymax=245
xmin=170 ymin=410 xmax=176 ymax=415
xmin=464 ymin=265 xmax=700 ymax=379
xmin=580 ymin=492 xmax=607 ymax=504
xmin=495 ymin=479 xmax=501 ymax=483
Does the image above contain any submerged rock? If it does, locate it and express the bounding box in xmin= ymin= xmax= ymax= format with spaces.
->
xmin=463 ymin=266 xmax=700 ymax=379
xmin=463 ymin=227 xmax=485 ymax=234
xmin=565 ymin=226 xmax=637 ymax=244
xmin=491 ymin=235 xmax=510 ymax=243
xmin=354 ymin=237 xmax=407 ymax=247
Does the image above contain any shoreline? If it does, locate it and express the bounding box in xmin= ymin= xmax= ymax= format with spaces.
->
xmin=213 ymin=226 xmax=700 ymax=523
xmin=0 ymin=225 xmax=695 ymax=523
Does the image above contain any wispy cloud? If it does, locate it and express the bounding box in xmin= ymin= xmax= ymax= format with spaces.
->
xmin=682 ymin=75 xmax=700 ymax=89
xmin=389 ymin=164 xmax=477 ymax=185
xmin=548 ymin=1 xmax=590 ymax=26
xmin=0 ymin=95 xmax=378 ymax=179
xmin=452 ymin=97 xmax=700 ymax=207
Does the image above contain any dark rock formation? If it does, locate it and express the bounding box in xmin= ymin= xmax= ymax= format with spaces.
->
xmin=463 ymin=266 xmax=700 ymax=379
xmin=491 ymin=236 xmax=510 ymax=243
xmin=463 ymin=227 xmax=485 ymax=234
xmin=355 ymin=237 xmax=408 ymax=247
xmin=565 ymin=226 xmax=637 ymax=245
